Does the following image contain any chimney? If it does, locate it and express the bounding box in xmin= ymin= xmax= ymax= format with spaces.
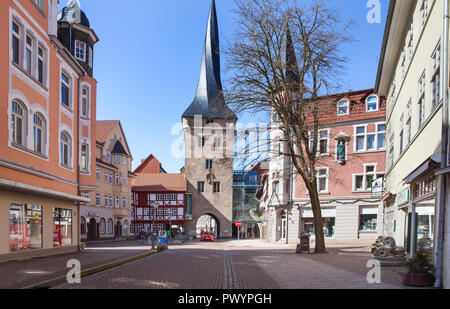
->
xmin=48 ymin=0 xmax=59 ymax=36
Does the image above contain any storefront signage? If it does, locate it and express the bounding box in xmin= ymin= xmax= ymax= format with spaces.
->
xmin=396 ymin=189 xmax=410 ymax=207
xmin=87 ymin=212 xmax=100 ymax=217
xmin=185 ymin=193 xmax=192 ymax=221
xmin=371 ymin=178 xmax=384 ymax=198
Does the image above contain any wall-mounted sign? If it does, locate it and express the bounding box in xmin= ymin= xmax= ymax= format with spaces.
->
xmin=185 ymin=193 xmax=192 ymax=221
xmin=396 ymin=189 xmax=410 ymax=207
xmin=87 ymin=212 xmax=100 ymax=217
xmin=371 ymin=178 xmax=384 ymax=198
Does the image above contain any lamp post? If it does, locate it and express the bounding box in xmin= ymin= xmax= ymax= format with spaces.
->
xmin=150 ymin=202 xmax=157 ymax=250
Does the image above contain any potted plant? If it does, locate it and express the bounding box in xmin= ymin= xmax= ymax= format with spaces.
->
xmin=403 ymin=240 xmax=435 ymax=287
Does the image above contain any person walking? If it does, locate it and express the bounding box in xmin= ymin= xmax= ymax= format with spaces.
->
xmin=139 ymin=230 xmax=146 ymax=245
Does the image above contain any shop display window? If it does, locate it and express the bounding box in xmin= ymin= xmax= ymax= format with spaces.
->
xmin=53 ymin=208 xmax=72 ymax=247
xmin=360 ymin=214 xmax=377 ymax=231
xmin=9 ymin=203 xmax=42 ymax=252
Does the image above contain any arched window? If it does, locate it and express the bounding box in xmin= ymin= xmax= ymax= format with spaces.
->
xmin=60 ymin=132 xmax=70 ymax=167
xmin=12 ymin=100 xmax=26 ymax=146
xmin=108 ymin=219 xmax=113 ymax=234
xmin=366 ymin=95 xmax=379 ymax=112
xmin=80 ymin=217 xmax=86 ymax=235
xmin=100 ymin=218 xmax=106 ymax=234
xmin=33 ymin=113 xmax=45 ymax=154
xmin=337 ymin=100 xmax=349 ymax=116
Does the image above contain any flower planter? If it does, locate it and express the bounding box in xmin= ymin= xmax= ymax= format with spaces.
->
xmin=402 ymin=272 xmax=435 ymax=287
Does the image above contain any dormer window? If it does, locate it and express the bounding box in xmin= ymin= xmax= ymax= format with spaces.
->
xmin=337 ymin=100 xmax=349 ymax=116
xmin=366 ymin=95 xmax=379 ymax=112
xmin=75 ymin=40 xmax=86 ymax=62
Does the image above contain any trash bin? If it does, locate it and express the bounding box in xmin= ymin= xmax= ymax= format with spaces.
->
xmin=296 ymin=234 xmax=310 ymax=254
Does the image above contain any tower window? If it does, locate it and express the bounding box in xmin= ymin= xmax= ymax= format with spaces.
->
xmin=206 ymin=159 xmax=213 ymax=169
xmin=75 ymin=40 xmax=86 ymax=61
xmin=197 ymin=182 xmax=205 ymax=193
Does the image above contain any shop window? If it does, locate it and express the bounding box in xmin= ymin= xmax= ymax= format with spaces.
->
xmin=53 ymin=208 xmax=72 ymax=247
xmin=360 ymin=214 xmax=377 ymax=231
xmin=9 ymin=203 xmax=42 ymax=252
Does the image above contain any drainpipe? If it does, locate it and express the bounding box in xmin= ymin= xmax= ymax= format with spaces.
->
xmin=76 ymin=76 xmax=82 ymax=252
xmin=435 ymin=0 xmax=449 ymax=289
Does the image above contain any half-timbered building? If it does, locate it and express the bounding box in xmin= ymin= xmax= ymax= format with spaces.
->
xmin=131 ymin=155 xmax=186 ymax=236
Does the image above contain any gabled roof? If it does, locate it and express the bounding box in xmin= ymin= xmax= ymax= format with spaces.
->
xmin=96 ymin=120 xmax=132 ymax=160
xmin=132 ymin=174 xmax=187 ymax=192
xmin=182 ymin=0 xmax=237 ymax=120
xmin=133 ymin=154 xmax=166 ymax=174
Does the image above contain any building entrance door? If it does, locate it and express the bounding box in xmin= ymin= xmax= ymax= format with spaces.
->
xmin=280 ymin=211 xmax=287 ymax=240
xmin=87 ymin=218 xmax=97 ymax=240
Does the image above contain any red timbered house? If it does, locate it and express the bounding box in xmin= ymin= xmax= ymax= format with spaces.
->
xmin=131 ymin=155 xmax=186 ymax=236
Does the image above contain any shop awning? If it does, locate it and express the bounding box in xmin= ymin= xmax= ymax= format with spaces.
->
xmin=403 ymin=154 xmax=441 ymax=185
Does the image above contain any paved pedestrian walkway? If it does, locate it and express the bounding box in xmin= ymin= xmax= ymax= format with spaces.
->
xmin=0 ymin=240 xmax=157 ymax=289
xmin=227 ymin=239 xmax=418 ymax=289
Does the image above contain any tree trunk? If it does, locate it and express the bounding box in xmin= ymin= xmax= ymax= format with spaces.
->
xmin=309 ymin=184 xmax=328 ymax=254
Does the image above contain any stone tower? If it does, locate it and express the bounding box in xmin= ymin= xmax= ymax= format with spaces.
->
xmin=182 ymin=0 xmax=237 ymax=238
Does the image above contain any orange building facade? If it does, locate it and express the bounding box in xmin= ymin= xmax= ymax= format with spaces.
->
xmin=0 ymin=0 xmax=98 ymax=261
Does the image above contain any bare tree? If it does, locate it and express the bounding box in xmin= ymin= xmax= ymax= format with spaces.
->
xmin=225 ymin=0 xmax=353 ymax=253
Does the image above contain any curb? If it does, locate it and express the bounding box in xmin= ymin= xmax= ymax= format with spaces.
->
xmin=21 ymin=250 xmax=159 ymax=289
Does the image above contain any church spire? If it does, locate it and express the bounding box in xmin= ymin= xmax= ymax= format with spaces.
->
xmin=281 ymin=23 xmax=300 ymax=88
xmin=183 ymin=0 xmax=237 ymax=120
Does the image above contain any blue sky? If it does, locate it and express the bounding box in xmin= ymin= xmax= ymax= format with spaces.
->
xmin=59 ymin=0 xmax=389 ymax=173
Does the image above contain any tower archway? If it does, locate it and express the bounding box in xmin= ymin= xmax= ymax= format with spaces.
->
xmin=196 ymin=214 xmax=221 ymax=239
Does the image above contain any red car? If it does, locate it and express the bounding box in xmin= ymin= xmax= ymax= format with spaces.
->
xmin=200 ymin=232 xmax=215 ymax=242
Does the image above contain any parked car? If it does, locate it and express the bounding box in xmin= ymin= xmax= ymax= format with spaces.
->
xmin=200 ymin=232 xmax=215 ymax=242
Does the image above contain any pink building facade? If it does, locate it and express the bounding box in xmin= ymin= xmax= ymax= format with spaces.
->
xmin=261 ymin=89 xmax=387 ymax=243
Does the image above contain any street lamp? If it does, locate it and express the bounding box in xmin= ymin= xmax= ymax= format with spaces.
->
xmin=150 ymin=201 xmax=158 ymax=250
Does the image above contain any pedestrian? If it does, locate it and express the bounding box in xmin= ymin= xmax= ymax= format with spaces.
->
xmin=139 ymin=230 xmax=146 ymax=245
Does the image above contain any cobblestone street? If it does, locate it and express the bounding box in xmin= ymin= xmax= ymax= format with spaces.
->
xmin=52 ymin=239 xmax=412 ymax=289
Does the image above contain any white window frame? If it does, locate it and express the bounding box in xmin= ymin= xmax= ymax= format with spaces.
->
xmin=431 ymin=42 xmax=441 ymax=110
xmin=81 ymin=85 xmax=90 ymax=118
xmin=316 ymin=167 xmax=329 ymax=194
xmin=96 ymin=168 xmax=100 ymax=180
xmin=59 ymin=131 xmax=72 ymax=168
xmin=75 ymin=40 xmax=86 ymax=62
xmin=366 ymin=95 xmax=379 ymax=112
xmin=309 ymin=129 xmax=330 ymax=156
xmin=353 ymin=123 xmax=386 ymax=153
xmin=80 ymin=143 xmax=89 ymax=173
xmin=353 ymin=163 xmax=384 ymax=192
xmin=337 ymin=99 xmax=350 ymax=116
xmin=96 ymin=192 xmax=100 ymax=206
xmin=115 ymin=195 xmax=120 ymax=208
xmin=60 ymin=71 xmax=71 ymax=109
